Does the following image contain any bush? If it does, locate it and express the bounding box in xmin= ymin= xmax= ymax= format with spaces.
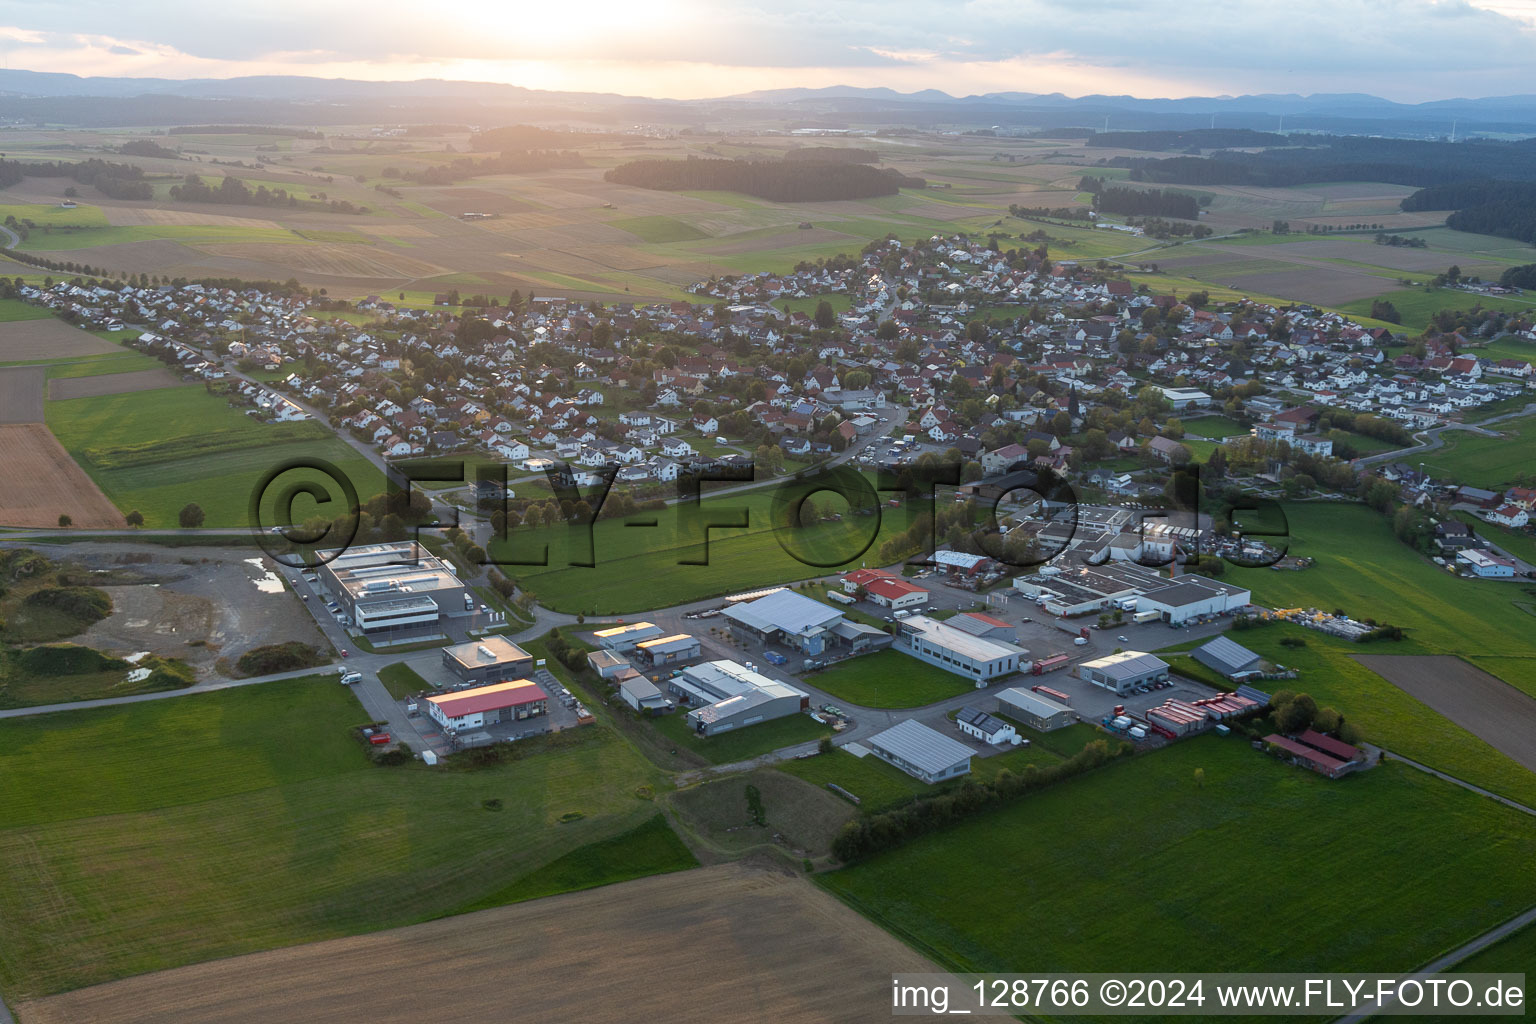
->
xmin=23 ymin=586 xmax=112 ymax=624
xmin=236 ymin=641 xmax=322 ymax=676
xmin=15 ymin=643 xmax=127 ymax=676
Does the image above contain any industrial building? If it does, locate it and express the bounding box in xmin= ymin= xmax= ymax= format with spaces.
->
xmin=1077 ymin=651 xmax=1170 ymax=695
xmin=995 ymin=687 xmax=1077 ymax=731
xmin=672 ymin=660 xmax=810 ymax=736
xmin=585 ymin=649 xmax=631 ymax=679
xmin=867 ymin=719 xmax=974 ymax=784
xmin=441 ymin=636 xmax=533 ymax=686
xmin=722 ymin=589 xmax=846 ymax=655
xmin=634 ymin=633 xmax=701 ymax=666
xmin=315 ymin=541 xmax=470 ymax=634
xmin=425 ymin=680 xmax=550 ymax=731
xmin=840 ymin=569 xmax=929 ymax=609
xmin=956 ymin=706 xmax=1019 ymax=745
xmin=592 ymin=621 xmax=666 ymax=651
xmin=1135 ymin=578 xmax=1252 ymax=625
xmin=896 ymin=614 xmax=1027 ymax=684
xmin=947 ymin=611 xmax=1018 ymax=644
xmin=620 ymin=676 xmax=670 ymax=712
xmin=1191 ymin=635 xmax=1263 ymax=680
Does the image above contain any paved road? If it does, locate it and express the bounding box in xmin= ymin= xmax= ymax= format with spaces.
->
xmin=1355 ymin=401 xmax=1536 ymax=468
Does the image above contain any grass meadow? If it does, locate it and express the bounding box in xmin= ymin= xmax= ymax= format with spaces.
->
xmin=46 ymin=385 xmax=384 ymax=528
xmin=0 ymin=676 xmax=678 ymax=999
xmin=804 ymin=648 xmax=978 ymax=708
xmin=820 ymin=736 xmax=1536 ymax=976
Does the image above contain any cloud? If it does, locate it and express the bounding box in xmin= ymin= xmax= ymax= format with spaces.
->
xmin=0 ymin=0 xmax=1529 ymax=100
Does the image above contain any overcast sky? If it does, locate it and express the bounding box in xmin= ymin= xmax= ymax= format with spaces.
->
xmin=1 ymin=0 xmax=1534 ymax=101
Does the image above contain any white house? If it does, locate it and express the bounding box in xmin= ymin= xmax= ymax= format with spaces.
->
xmin=956 ymin=706 xmax=1019 ymax=746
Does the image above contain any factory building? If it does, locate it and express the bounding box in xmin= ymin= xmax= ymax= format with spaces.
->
xmin=314 ymin=541 xmax=470 ymax=634
xmin=995 ymin=687 xmax=1077 ymax=732
xmin=1134 ymin=578 xmax=1251 ymax=625
xmin=896 ymin=614 xmax=1027 ymax=684
xmin=592 ymin=621 xmax=666 ymax=651
xmin=1077 ymin=651 xmax=1170 ymax=695
xmin=425 ymin=680 xmax=550 ymax=731
xmin=634 ymin=633 xmax=701 ymax=667
xmin=441 ymin=636 xmax=534 ymax=686
xmin=867 ymin=720 xmax=974 ymax=784
xmin=672 ymin=660 xmax=811 ymax=736
xmin=722 ymin=589 xmax=846 ymax=655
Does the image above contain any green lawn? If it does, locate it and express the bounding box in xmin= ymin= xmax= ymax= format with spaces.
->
xmin=0 ymin=297 xmax=54 ymax=322
xmin=1416 ymin=413 xmax=1536 ymax=489
xmin=820 ymin=736 xmax=1536 ymax=975
xmin=780 ymin=747 xmax=935 ymax=811
xmin=774 ymin=292 xmax=853 ymax=316
xmin=805 ymin=649 xmax=979 ymax=709
xmin=490 ymin=478 xmax=915 ymax=614
xmin=1178 ymin=415 xmax=1247 ymax=439
xmin=647 ymin=708 xmax=832 ymax=764
xmin=376 ymin=662 xmax=429 ymax=700
xmin=46 ymin=385 xmax=384 ymax=528
xmin=0 ymin=676 xmax=673 ymax=999
xmin=0 ymin=202 xmax=112 ymax=228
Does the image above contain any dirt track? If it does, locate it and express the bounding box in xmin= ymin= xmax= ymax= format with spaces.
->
xmin=0 ymin=367 xmax=45 ymax=422
xmin=1356 ymin=655 xmax=1536 ymax=771
xmin=0 ymin=425 xmax=121 ymax=528
xmin=15 ymin=863 xmax=936 ymax=1024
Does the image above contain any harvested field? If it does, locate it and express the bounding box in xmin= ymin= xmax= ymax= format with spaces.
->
xmin=1223 ymin=268 xmax=1394 ymax=305
xmin=1356 ymin=655 xmax=1536 ymax=772
xmin=104 ymin=207 xmax=282 ymax=230
xmin=0 ymin=366 xmax=44 ymax=422
xmin=0 ymin=318 xmax=120 ymax=362
xmin=0 ymin=424 xmax=121 ymax=528
xmin=48 ymin=368 xmax=185 ymax=401
xmin=14 ymin=863 xmax=936 ymax=1024
xmin=193 ymin=242 xmax=448 ymax=279
xmin=700 ymin=228 xmax=856 ymax=256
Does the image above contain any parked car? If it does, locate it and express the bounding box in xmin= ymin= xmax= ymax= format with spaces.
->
xmin=1118 ymin=635 xmax=1129 ymax=642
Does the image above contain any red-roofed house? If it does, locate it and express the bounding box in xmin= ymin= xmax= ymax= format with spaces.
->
xmin=1489 ymin=504 xmax=1530 ymax=528
xmin=864 ymin=576 xmax=929 ymax=610
xmin=425 ymin=680 xmax=550 ymax=731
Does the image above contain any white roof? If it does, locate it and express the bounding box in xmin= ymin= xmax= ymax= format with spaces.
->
xmin=996 ymin=687 xmax=1074 ymax=719
xmin=868 ymin=719 xmax=974 ymax=775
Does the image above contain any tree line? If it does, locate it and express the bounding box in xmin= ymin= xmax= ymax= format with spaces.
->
xmin=1085 ymin=128 xmax=1287 ymax=151
xmin=604 ymin=156 xmax=925 ymax=202
xmin=1106 ymin=136 xmax=1536 ymax=188
xmin=1402 ymin=180 xmax=1536 ymax=245
xmin=1080 ymin=177 xmax=1201 ymax=219
xmin=167 ymin=174 xmax=368 ymax=213
xmin=389 ymin=149 xmax=584 ymax=186
xmin=0 ymin=156 xmax=151 ymax=199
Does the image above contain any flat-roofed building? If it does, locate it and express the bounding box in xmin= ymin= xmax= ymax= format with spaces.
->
xmin=1136 ymin=578 xmax=1251 ymax=625
xmin=634 ymin=633 xmax=701 ymax=666
xmin=867 ymin=719 xmax=974 ymax=784
xmin=425 ymin=680 xmax=549 ymax=731
xmin=996 ymin=687 xmax=1076 ymax=731
xmin=592 ymin=621 xmax=665 ymax=651
xmin=441 ymin=635 xmax=534 ymax=686
xmin=1078 ymin=651 xmax=1169 ymax=695
xmin=620 ymin=676 xmax=669 ymax=712
xmin=948 ymin=611 xmax=1017 ymax=644
xmin=585 ymin=649 xmax=631 ymax=679
xmin=314 ymin=541 xmax=469 ymax=633
xmin=896 ymin=614 xmax=1026 ymax=685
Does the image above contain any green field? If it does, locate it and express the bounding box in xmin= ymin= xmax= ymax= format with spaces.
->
xmin=1337 ymin=288 xmax=1536 ymax=331
xmin=15 ymin=224 xmax=301 ymax=251
xmin=0 ymin=297 xmax=54 ymax=322
xmin=1222 ymin=502 xmax=1536 ymax=805
xmin=774 ymin=292 xmax=853 ymax=316
xmin=1417 ymin=413 xmax=1536 ymax=489
xmin=612 ymin=215 xmax=707 ymax=243
xmin=1178 ymin=415 xmax=1247 ymax=439
xmin=0 ymin=677 xmax=677 ymax=999
xmin=489 ymin=479 xmax=915 ymax=614
xmin=804 ymin=649 xmax=978 ymax=708
xmin=0 ymin=202 xmax=111 ymax=228
xmin=45 ymin=385 xmax=385 ymax=528
xmin=821 ymin=737 xmax=1536 ymax=975
xmin=376 ymin=662 xmax=429 ymax=700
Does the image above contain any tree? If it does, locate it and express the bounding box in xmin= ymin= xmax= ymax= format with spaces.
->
xmin=1273 ymin=693 xmax=1319 ymax=734
xmin=125 ymin=509 xmax=144 ymax=528
xmin=745 ymin=784 xmax=766 ymax=826
xmin=57 ymin=514 xmax=71 ymax=527
xmin=178 ymin=503 xmax=205 ymax=529
xmin=813 ymin=299 xmax=836 ymax=330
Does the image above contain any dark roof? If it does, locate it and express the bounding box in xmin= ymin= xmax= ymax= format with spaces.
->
xmin=1192 ymin=635 xmax=1262 ymax=676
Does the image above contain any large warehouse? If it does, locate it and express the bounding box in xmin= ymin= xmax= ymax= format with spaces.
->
xmin=1077 ymin=651 xmax=1170 ymax=695
xmin=315 ymin=541 xmax=470 ymax=634
xmin=424 ymin=680 xmax=550 ymax=731
xmin=441 ymin=636 xmax=533 ymax=686
xmin=896 ymin=614 xmax=1027 ymax=684
xmin=867 ymin=719 xmax=974 ymax=784
xmin=1135 ymin=578 xmax=1251 ymax=625
xmin=996 ymin=687 xmax=1077 ymax=731
xmin=722 ymin=589 xmax=846 ymax=655
xmin=677 ymin=660 xmax=810 ymax=736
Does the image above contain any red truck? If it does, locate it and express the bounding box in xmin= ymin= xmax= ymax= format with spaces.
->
xmin=368 ymin=732 xmax=392 ymax=746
